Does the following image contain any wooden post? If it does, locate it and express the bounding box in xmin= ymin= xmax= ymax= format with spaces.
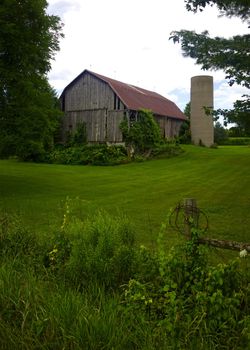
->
xmin=198 ymin=237 xmax=250 ymax=252
xmin=172 ymin=199 xmax=250 ymax=253
xmin=184 ymin=198 xmax=198 ymax=238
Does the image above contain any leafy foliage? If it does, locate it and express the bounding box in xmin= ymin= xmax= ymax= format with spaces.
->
xmin=170 ymin=30 xmax=249 ymax=89
xmin=219 ymin=136 xmax=250 ymax=145
xmin=150 ymin=142 xmax=184 ymax=158
xmin=214 ymin=121 xmax=229 ymax=144
xmin=214 ymin=96 xmax=250 ymax=136
xmin=0 ymin=206 xmax=249 ymax=349
xmin=125 ymin=223 xmax=250 ymax=349
xmin=0 ymin=0 xmax=64 ymax=160
xmin=120 ymin=109 xmax=163 ymax=154
xmin=184 ymin=0 xmax=250 ymax=22
xmin=170 ymin=0 xmax=250 ymax=127
xmin=47 ymin=144 xmax=129 ymax=165
xmin=66 ymin=122 xmax=88 ymax=146
xmin=46 ymin=109 xmax=182 ymax=165
xmin=179 ymin=102 xmax=191 ymax=143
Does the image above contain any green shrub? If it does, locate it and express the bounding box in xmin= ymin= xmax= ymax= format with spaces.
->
xmin=65 ymin=122 xmax=87 ymax=147
xmin=72 ymin=122 xmax=87 ymax=146
xmin=214 ymin=122 xmax=229 ymax=144
xmin=45 ymin=145 xmax=85 ymax=164
xmin=150 ymin=141 xmax=184 ymax=158
xmin=86 ymin=144 xmax=128 ymax=165
xmin=179 ymin=120 xmax=191 ymax=144
xmin=124 ymin=224 xmax=250 ymax=349
xmin=120 ymin=109 xmax=163 ymax=154
xmin=220 ymin=137 xmax=250 ymax=145
xmin=46 ymin=144 xmax=128 ymax=165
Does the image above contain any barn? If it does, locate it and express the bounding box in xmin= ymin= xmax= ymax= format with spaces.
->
xmin=60 ymin=70 xmax=186 ymax=143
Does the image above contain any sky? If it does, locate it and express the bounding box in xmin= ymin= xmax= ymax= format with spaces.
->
xmin=47 ymin=0 xmax=249 ymax=113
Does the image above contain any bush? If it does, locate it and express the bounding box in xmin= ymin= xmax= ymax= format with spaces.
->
xmin=46 ymin=145 xmax=85 ymax=164
xmin=124 ymin=225 xmax=250 ymax=349
xmin=120 ymin=109 xmax=163 ymax=154
xmin=45 ymin=110 xmax=184 ymax=165
xmin=220 ymin=137 xmax=250 ymax=145
xmin=66 ymin=122 xmax=87 ymax=147
xmin=46 ymin=144 xmax=129 ymax=165
xmin=150 ymin=141 xmax=184 ymax=158
xmin=214 ymin=122 xmax=229 ymax=144
xmin=179 ymin=120 xmax=191 ymax=144
xmin=85 ymin=144 xmax=128 ymax=165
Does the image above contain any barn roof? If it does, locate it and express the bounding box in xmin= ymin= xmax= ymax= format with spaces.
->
xmin=61 ymin=69 xmax=186 ymax=121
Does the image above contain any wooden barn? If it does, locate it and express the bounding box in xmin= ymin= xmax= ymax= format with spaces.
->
xmin=60 ymin=70 xmax=186 ymax=143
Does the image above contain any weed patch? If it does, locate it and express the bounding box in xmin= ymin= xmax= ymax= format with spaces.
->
xmin=0 ymin=205 xmax=249 ymax=349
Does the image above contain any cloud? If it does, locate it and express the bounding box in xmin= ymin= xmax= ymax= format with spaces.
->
xmin=214 ymin=81 xmax=248 ymax=110
xmin=48 ymin=69 xmax=75 ymax=95
xmin=47 ymin=0 xmax=248 ymax=112
xmin=47 ymin=0 xmax=81 ymax=18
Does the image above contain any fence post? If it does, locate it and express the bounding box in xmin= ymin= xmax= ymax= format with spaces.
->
xmin=170 ymin=199 xmax=249 ymax=253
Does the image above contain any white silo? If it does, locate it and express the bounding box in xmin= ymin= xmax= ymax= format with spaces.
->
xmin=191 ymin=75 xmax=214 ymax=147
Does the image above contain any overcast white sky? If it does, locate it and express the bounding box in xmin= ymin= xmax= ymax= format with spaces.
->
xmin=47 ymin=0 xmax=249 ymax=112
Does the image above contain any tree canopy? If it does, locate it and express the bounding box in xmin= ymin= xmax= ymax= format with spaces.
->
xmin=0 ymin=0 xmax=64 ymax=160
xmin=184 ymin=0 xmax=250 ymax=22
xmin=170 ymin=0 xmax=250 ymax=134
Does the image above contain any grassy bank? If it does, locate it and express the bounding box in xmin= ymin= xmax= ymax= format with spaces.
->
xmin=0 ymin=145 xmax=250 ymax=246
xmin=1 ymin=146 xmax=250 ymax=349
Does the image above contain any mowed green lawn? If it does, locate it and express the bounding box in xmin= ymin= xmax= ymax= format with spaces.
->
xmin=0 ymin=145 xmax=250 ymax=246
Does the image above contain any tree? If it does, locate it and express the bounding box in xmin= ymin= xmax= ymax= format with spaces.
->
xmin=216 ymin=98 xmax=250 ymax=136
xmin=0 ymin=0 xmax=64 ymax=160
xmin=120 ymin=110 xmax=162 ymax=154
xmin=214 ymin=121 xmax=229 ymax=143
xmin=179 ymin=102 xmax=191 ymax=143
xmin=184 ymin=101 xmax=191 ymax=119
xmin=170 ymin=0 xmax=250 ymax=128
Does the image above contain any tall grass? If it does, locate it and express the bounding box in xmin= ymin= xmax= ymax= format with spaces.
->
xmin=0 ymin=206 xmax=249 ymax=349
xmin=64 ymin=211 xmax=136 ymax=290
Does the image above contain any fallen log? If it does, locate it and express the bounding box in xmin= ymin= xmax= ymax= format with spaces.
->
xmin=198 ymin=237 xmax=250 ymax=252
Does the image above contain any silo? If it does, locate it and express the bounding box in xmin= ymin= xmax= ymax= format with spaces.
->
xmin=190 ymin=75 xmax=214 ymax=147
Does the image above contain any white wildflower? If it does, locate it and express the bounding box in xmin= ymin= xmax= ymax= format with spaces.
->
xmin=239 ymin=249 xmax=248 ymax=258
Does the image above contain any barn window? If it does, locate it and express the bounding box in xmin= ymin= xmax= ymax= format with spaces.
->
xmin=129 ymin=111 xmax=137 ymax=125
xmin=61 ymin=95 xmax=65 ymax=111
xmin=114 ymin=93 xmax=121 ymax=110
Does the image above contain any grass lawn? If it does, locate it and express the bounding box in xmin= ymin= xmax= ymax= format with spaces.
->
xmin=0 ymin=145 xmax=250 ymax=247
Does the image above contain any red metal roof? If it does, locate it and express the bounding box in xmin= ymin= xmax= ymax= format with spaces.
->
xmin=63 ymin=69 xmax=186 ymax=121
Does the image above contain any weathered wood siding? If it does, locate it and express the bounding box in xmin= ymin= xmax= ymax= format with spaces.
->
xmin=62 ymin=72 xmax=124 ymax=142
xmin=63 ymin=109 xmax=124 ymax=143
xmin=107 ymin=111 xmax=125 ymax=143
xmin=156 ymin=115 xmax=182 ymax=139
xmin=61 ymin=71 xmax=183 ymax=143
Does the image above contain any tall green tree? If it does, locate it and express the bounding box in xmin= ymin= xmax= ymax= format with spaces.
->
xmin=179 ymin=102 xmax=191 ymax=143
xmin=170 ymin=0 xmax=250 ymax=131
xmin=0 ymin=0 xmax=63 ymax=160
